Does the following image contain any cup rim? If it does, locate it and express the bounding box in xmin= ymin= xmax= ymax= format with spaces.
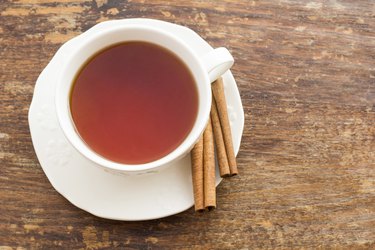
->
xmin=55 ymin=24 xmax=212 ymax=172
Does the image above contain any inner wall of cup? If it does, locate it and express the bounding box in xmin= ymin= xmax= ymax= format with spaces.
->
xmin=59 ymin=26 xmax=211 ymax=169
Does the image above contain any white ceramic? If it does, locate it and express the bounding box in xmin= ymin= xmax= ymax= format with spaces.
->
xmin=29 ymin=18 xmax=244 ymax=220
xmin=55 ymin=25 xmax=234 ymax=174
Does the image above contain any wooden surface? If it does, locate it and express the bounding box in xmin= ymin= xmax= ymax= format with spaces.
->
xmin=1 ymin=0 xmax=374 ymax=249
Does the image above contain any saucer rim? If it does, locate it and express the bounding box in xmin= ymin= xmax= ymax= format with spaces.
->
xmin=28 ymin=18 xmax=244 ymax=221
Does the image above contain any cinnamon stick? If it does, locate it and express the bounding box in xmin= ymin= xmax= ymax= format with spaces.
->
xmin=212 ymin=77 xmax=238 ymax=176
xmin=211 ymin=99 xmax=231 ymax=177
xmin=203 ymin=118 xmax=216 ymax=210
xmin=191 ymin=136 xmax=204 ymax=211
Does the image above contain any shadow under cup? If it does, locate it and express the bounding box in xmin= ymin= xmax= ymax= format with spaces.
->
xmin=55 ymin=25 xmax=212 ymax=173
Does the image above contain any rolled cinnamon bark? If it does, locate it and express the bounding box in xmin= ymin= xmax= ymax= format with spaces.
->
xmin=191 ymin=136 xmax=204 ymax=211
xmin=203 ymin=118 xmax=216 ymax=210
xmin=212 ymin=77 xmax=238 ymax=176
xmin=211 ymin=99 xmax=231 ymax=177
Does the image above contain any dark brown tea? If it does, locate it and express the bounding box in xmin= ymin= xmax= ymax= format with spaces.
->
xmin=70 ymin=42 xmax=198 ymax=164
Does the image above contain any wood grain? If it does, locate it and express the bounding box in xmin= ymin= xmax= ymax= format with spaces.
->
xmin=0 ymin=0 xmax=374 ymax=249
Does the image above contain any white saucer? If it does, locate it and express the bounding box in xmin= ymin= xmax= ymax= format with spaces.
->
xmin=28 ymin=18 xmax=244 ymax=221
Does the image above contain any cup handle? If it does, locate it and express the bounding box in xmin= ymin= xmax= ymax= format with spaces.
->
xmin=200 ymin=47 xmax=234 ymax=83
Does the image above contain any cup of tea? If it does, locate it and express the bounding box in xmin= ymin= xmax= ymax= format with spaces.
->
xmin=55 ymin=23 xmax=234 ymax=174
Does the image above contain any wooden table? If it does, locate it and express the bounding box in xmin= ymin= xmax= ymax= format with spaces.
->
xmin=1 ymin=0 xmax=374 ymax=248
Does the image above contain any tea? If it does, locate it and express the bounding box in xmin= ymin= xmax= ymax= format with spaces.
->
xmin=70 ymin=41 xmax=198 ymax=164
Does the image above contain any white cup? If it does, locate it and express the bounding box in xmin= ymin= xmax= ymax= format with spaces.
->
xmin=55 ymin=23 xmax=234 ymax=174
